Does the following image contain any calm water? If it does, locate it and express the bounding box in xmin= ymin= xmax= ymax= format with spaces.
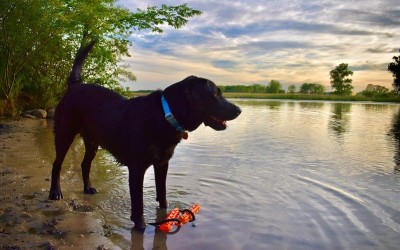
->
xmin=13 ymin=100 xmax=400 ymax=249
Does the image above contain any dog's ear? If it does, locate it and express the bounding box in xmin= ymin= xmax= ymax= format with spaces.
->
xmin=183 ymin=79 xmax=199 ymax=105
xmin=177 ymin=76 xmax=203 ymax=105
xmin=185 ymin=77 xmax=210 ymax=97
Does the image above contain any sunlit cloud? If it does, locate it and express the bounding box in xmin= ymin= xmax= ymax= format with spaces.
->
xmin=120 ymin=0 xmax=400 ymax=92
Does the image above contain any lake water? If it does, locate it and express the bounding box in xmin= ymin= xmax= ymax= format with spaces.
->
xmin=10 ymin=99 xmax=400 ymax=249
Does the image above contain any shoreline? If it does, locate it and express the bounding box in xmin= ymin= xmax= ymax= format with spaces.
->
xmin=0 ymin=119 xmax=118 ymax=250
xmin=129 ymin=92 xmax=400 ymax=103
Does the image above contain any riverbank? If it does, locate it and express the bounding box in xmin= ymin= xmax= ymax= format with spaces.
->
xmin=0 ymin=119 xmax=118 ymax=250
xmin=222 ymin=92 xmax=400 ymax=102
xmin=129 ymin=91 xmax=400 ymax=103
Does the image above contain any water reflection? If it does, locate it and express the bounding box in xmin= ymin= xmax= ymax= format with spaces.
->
xmin=363 ymin=103 xmax=390 ymax=112
xmin=389 ymin=109 xmax=400 ymax=171
xmin=266 ymin=101 xmax=282 ymax=110
xmin=16 ymin=100 xmax=400 ymax=249
xmin=130 ymin=208 xmax=169 ymax=250
xmin=299 ymin=101 xmax=324 ymax=110
xmin=329 ymin=103 xmax=351 ymax=137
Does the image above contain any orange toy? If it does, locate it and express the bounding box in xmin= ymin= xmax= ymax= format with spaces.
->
xmin=159 ymin=208 xmax=180 ymax=232
xmin=179 ymin=204 xmax=201 ymax=224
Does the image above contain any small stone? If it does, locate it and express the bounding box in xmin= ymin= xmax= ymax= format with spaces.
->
xmin=22 ymin=109 xmax=47 ymax=119
xmin=41 ymin=241 xmax=56 ymax=250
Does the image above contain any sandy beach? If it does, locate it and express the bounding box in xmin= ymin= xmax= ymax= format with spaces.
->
xmin=0 ymin=118 xmax=118 ymax=250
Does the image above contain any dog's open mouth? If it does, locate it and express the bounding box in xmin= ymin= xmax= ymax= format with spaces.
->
xmin=204 ymin=116 xmax=227 ymax=130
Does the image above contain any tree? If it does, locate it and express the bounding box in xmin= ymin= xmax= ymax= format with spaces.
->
xmin=364 ymin=84 xmax=389 ymax=93
xmin=0 ymin=0 xmax=202 ymax=115
xmin=251 ymin=84 xmax=266 ymax=93
xmin=329 ymin=63 xmax=354 ymax=95
xmin=266 ymin=80 xmax=282 ymax=93
xmin=0 ymin=0 xmax=62 ymax=114
xmin=314 ymin=84 xmax=326 ymax=94
xmin=388 ymin=50 xmax=400 ymax=92
xmin=288 ymin=84 xmax=296 ymax=93
xmin=300 ymin=83 xmax=325 ymax=94
xmin=358 ymin=84 xmax=389 ymax=97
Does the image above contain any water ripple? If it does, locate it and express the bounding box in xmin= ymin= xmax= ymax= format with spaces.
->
xmin=292 ymin=174 xmax=366 ymax=205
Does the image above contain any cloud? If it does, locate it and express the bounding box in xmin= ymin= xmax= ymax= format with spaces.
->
xmin=212 ymin=60 xmax=239 ymax=70
xmin=207 ymin=19 xmax=393 ymax=39
xmin=337 ymin=9 xmax=400 ymax=28
xmin=350 ymin=62 xmax=389 ymax=71
xmin=366 ymin=47 xmax=399 ymax=53
xmin=120 ymin=0 xmax=400 ymax=92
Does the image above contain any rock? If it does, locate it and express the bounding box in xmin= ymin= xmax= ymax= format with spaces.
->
xmin=29 ymin=109 xmax=47 ymax=119
xmin=0 ymin=124 xmax=11 ymax=131
xmin=1 ymin=244 xmax=22 ymax=250
xmin=68 ymin=199 xmax=94 ymax=212
xmin=46 ymin=108 xmax=55 ymax=119
xmin=21 ymin=114 xmax=37 ymax=119
xmin=41 ymin=241 xmax=56 ymax=250
xmin=22 ymin=109 xmax=47 ymax=119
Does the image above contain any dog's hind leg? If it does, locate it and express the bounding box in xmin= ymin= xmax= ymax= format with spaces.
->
xmin=81 ymin=138 xmax=99 ymax=194
xmin=49 ymin=132 xmax=76 ymax=200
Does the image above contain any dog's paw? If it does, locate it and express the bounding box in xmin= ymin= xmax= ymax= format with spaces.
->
xmin=156 ymin=197 xmax=168 ymax=208
xmin=133 ymin=221 xmax=146 ymax=231
xmin=131 ymin=215 xmax=146 ymax=230
xmin=158 ymin=200 xmax=168 ymax=209
xmin=48 ymin=189 xmax=63 ymax=200
xmin=84 ymin=187 xmax=98 ymax=194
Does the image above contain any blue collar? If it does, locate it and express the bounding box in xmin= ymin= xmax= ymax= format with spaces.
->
xmin=161 ymin=95 xmax=186 ymax=134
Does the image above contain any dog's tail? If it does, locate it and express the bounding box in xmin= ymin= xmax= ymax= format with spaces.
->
xmin=67 ymin=40 xmax=97 ymax=86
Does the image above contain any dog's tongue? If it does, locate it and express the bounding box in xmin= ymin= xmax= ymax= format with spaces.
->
xmin=213 ymin=116 xmax=227 ymax=126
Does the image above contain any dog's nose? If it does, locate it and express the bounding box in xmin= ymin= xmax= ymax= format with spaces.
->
xmin=235 ymin=105 xmax=242 ymax=116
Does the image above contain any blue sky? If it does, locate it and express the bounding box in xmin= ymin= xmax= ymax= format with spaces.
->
xmin=119 ymin=0 xmax=400 ymax=92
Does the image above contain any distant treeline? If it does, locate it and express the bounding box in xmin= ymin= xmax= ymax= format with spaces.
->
xmin=131 ymin=83 xmax=396 ymax=99
xmin=218 ymin=82 xmax=326 ymax=94
xmin=219 ymin=83 xmax=398 ymax=99
xmin=219 ymin=84 xmax=272 ymax=93
xmin=219 ymin=80 xmax=286 ymax=94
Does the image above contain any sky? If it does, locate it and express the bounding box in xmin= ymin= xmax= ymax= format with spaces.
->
xmin=119 ymin=0 xmax=400 ymax=92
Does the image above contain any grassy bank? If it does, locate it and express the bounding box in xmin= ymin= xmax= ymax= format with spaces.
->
xmin=129 ymin=91 xmax=400 ymax=103
xmin=222 ymin=93 xmax=400 ymax=102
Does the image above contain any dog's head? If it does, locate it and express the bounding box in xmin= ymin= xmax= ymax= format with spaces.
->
xmin=163 ymin=76 xmax=241 ymax=132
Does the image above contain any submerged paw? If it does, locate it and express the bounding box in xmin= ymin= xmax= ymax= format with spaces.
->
xmin=84 ymin=187 xmax=98 ymax=194
xmin=49 ymin=189 xmax=63 ymax=200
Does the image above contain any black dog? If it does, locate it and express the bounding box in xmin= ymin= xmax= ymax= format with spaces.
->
xmin=48 ymin=41 xmax=241 ymax=229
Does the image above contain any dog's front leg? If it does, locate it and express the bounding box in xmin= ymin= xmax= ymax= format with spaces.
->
xmin=49 ymin=161 xmax=63 ymax=200
xmin=154 ymin=162 xmax=169 ymax=208
xmin=128 ymin=167 xmax=146 ymax=230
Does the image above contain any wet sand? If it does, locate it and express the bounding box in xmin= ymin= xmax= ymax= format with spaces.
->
xmin=0 ymin=119 xmax=118 ymax=250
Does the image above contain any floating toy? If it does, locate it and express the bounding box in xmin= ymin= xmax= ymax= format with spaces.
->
xmin=179 ymin=203 xmax=201 ymax=224
xmin=159 ymin=208 xmax=181 ymax=232
xmin=150 ymin=204 xmax=201 ymax=233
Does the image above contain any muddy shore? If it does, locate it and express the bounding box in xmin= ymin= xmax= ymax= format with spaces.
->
xmin=0 ymin=119 xmax=118 ymax=250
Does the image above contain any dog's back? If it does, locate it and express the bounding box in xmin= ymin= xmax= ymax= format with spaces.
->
xmin=49 ymin=41 xmax=139 ymax=201
xmin=61 ymin=39 xmax=126 ymax=118
xmin=53 ymin=41 xmax=136 ymax=163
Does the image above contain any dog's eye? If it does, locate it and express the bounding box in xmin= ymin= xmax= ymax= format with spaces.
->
xmin=214 ymin=88 xmax=222 ymax=97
